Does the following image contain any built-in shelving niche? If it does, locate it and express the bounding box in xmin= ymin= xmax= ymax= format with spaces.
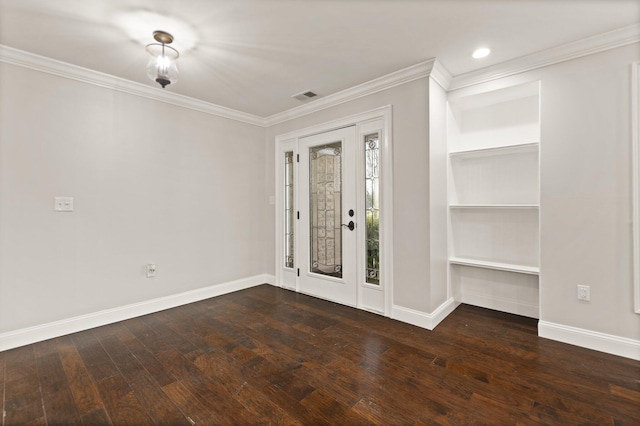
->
xmin=447 ymin=81 xmax=541 ymax=319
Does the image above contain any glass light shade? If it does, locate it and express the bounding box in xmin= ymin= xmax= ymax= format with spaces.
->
xmin=146 ymin=43 xmax=179 ymax=88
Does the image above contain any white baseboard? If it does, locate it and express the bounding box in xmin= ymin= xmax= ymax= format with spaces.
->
xmin=0 ymin=274 xmax=272 ymax=352
xmin=462 ymin=291 xmax=539 ymax=319
xmin=538 ymin=321 xmax=640 ymax=361
xmin=391 ymin=297 xmax=459 ymax=330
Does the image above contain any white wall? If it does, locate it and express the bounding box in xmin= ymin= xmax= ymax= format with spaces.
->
xmin=539 ymin=43 xmax=639 ymax=342
xmin=428 ymin=79 xmax=450 ymax=312
xmin=265 ymin=78 xmax=441 ymax=314
xmin=449 ymin=42 xmax=640 ymax=346
xmin=0 ymin=63 xmax=267 ymax=334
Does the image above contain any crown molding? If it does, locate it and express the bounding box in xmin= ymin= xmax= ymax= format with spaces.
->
xmin=2 ymin=23 xmax=638 ymax=127
xmin=0 ymin=45 xmax=266 ymax=127
xmin=450 ymin=23 xmax=640 ymax=91
xmin=265 ymin=59 xmax=437 ymax=126
xmin=429 ymin=59 xmax=453 ymax=91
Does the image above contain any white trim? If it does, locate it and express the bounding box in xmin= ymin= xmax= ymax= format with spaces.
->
xmin=449 ymin=257 xmax=539 ymax=275
xmin=391 ymin=298 xmax=459 ymax=331
xmin=268 ymin=24 xmax=636 ymax=122
xmin=451 ymin=23 xmax=640 ymax=90
xmin=275 ymin=106 xmax=392 ymax=143
xmin=381 ymin=107 xmax=394 ymax=316
xmin=0 ymin=43 xmax=435 ymax=128
xmin=539 ymin=321 xmax=640 ymax=361
xmin=0 ymin=45 xmax=265 ymax=127
xmin=0 ymin=274 xmax=271 ymax=352
xmin=274 ymin=140 xmax=298 ymax=292
xmin=266 ymin=60 xmax=437 ymax=126
xmin=430 ymin=59 xmax=453 ymax=91
xmin=633 ymin=61 xmax=640 ymax=314
xmin=356 ymin=119 xmax=383 ymax=312
xmin=3 ymin=23 xmax=636 ymax=128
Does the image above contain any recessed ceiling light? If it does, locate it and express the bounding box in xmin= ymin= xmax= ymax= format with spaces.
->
xmin=472 ymin=47 xmax=491 ymax=59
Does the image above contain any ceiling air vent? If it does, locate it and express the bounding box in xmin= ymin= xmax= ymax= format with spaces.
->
xmin=291 ymin=90 xmax=318 ymax=101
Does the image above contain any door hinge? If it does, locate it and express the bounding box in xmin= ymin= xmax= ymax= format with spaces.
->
xmin=297 ymin=268 xmax=300 ymax=276
xmin=296 ymin=154 xmax=300 ymax=162
xmin=297 ymin=211 xmax=300 ymax=219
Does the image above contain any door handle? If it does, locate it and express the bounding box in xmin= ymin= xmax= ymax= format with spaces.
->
xmin=341 ymin=221 xmax=355 ymax=231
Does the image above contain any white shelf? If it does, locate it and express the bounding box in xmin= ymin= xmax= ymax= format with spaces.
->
xmin=449 ymin=257 xmax=539 ymax=275
xmin=449 ymin=204 xmax=538 ymax=209
xmin=447 ymin=81 xmax=541 ymax=318
xmin=449 ymin=142 xmax=539 ymax=158
xmin=449 ymin=142 xmax=539 ymax=205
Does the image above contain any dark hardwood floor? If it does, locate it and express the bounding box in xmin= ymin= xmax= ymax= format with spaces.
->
xmin=1 ymin=285 xmax=639 ymax=425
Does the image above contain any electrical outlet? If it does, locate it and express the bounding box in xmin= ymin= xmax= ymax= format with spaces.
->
xmin=146 ymin=264 xmax=156 ymax=278
xmin=577 ymin=285 xmax=590 ymax=301
xmin=54 ymin=196 xmax=74 ymax=212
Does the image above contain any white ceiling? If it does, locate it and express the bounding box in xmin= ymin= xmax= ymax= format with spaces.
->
xmin=1 ymin=0 xmax=638 ymax=117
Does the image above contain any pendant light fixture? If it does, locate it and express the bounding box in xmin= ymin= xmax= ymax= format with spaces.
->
xmin=146 ymin=30 xmax=179 ymax=88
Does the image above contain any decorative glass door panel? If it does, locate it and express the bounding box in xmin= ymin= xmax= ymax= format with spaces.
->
xmin=284 ymin=151 xmax=295 ymax=268
xmin=309 ymin=142 xmax=342 ymax=278
xmin=364 ymin=133 xmax=380 ymax=285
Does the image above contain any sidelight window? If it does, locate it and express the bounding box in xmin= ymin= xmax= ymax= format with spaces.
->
xmin=364 ymin=133 xmax=380 ymax=285
xmin=284 ymin=151 xmax=294 ymax=268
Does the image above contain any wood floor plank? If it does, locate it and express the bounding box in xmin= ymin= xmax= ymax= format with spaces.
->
xmin=193 ymin=351 xmax=304 ymax=424
xmin=121 ymin=317 xmax=174 ymax=355
xmin=300 ymin=389 xmax=373 ymax=425
xmin=120 ymin=336 xmax=177 ymax=388
xmin=139 ymin=314 xmax=198 ymax=355
xmin=36 ymin=352 xmax=83 ymax=425
xmin=3 ymin=346 xmax=45 ymax=425
xmin=57 ymin=341 xmax=104 ymax=417
xmin=155 ymin=348 xmax=257 ymax=424
xmin=610 ymin=383 xmax=640 ymax=403
xmin=257 ymin=381 xmax=333 ymax=425
xmin=0 ymin=350 xmax=5 ymax=425
xmin=293 ymin=361 xmax=363 ymax=408
xmin=32 ymin=336 xmax=66 ymax=360
xmin=80 ymin=408 xmax=112 ymax=425
xmin=71 ymin=332 xmax=120 ymax=383
xmin=95 ymin=332 xmax=192 ymax=425
xmin=95 ymin=334 xmax=148 ymax=384
xmin=127 ymin=373 xmax=192 ymax=426
xmin=162 ymin=380 xmax=217 ymax=425
xmin=96 ymin=375 xmax=153 ymax=426
xmin=1 ymin=285 xmax=639 ymax=424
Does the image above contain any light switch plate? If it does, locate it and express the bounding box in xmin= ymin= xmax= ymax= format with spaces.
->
xmin=54 ymin=197 xmax=74 ymax=212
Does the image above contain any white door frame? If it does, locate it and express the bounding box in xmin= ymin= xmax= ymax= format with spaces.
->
xmin=274 ymin=105 xmax=393 ymax=316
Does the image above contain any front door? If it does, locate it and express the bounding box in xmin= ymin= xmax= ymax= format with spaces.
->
xmin=298 ymin=127 xmax=357 ymax=306
xmin=276 ymin=108 xmax=390 ymax=314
